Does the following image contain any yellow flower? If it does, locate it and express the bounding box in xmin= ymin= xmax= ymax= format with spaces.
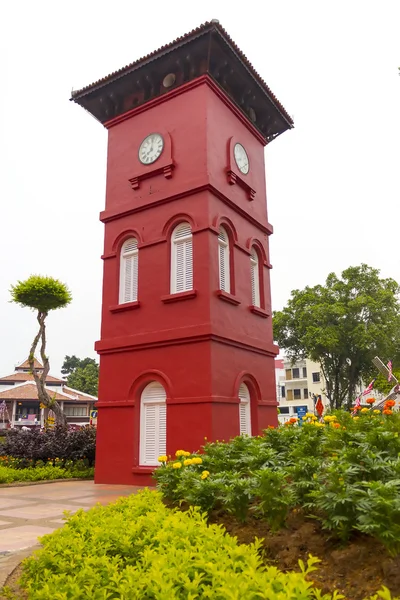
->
xmin=353 ymin=416 xmax=360 ymax=420
xmin=175 ymin=450 xmax=185 ymax=457
xmin=373 ymin=410 xmax=381 ymax=414
xmin=361 ymin=408 xmax=369 ymax=413
xmin=192 ymin=457 xmax=203 ymax=465
xmin=304 ymin=412 xmax=317 ymax=421
xmin=183 ymin=459 xmax=193 ymax=466
xmin=158 ymin=455 xmax=168 ymax=463
xmin=201 ymin=471 xmax=210 ymax=480
xmin=172 ymin=462 xmax=182 ymax=469
xmin=184 ymin=451 xmax=191 ymax=457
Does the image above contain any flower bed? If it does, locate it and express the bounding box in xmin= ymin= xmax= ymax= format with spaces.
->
xmin=16 ymin=489 xmax=395 ymax=599
xmin=154 ymin=410 xmax=400 ymax=598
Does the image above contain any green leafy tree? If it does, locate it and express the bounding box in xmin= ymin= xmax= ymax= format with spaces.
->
xmin=61 ymin=355 xmax=97 ymax=377
xmin=65 ymin=362 xmax=99 ymax=396
xmin=10 ymin=275 xmax=72 ymax=425
xmin=273 ymin=265 xmax=400 ymax=410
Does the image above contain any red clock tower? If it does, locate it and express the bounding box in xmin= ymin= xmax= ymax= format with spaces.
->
xmin=72 ymin=21 xmax=293 ymax=485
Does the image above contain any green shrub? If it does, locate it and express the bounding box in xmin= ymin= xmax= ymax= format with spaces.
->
xmin=2 ymin=425 xmax=96 ymax=465
xmin=0 ymin=463 xmax=94 ymax=484
xmin=155 ymin=411 xmax=400 ymax=553
xmin=20 ymin=488 xmax=394 ymax=600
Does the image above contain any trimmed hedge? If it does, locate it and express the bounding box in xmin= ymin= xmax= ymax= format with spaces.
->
xmin=20 ymin=489 xmax=396 ymax=599
xmin=0 ymin=464 xmax=94 ymax=484
xmin=0 ymin=425 xmax=96 ymax=465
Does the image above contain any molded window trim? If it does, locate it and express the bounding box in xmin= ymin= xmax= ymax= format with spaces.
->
xmin=171 ymin=222 xmax=193 ymax=294
xmin=218 ymin=226 xmax=230 ymax=293
xmin=119 ymin=238 xmax=139 ymax=304
xmin=139 ymin=382 xmax=167 ymax=467
xmin=238 ymin=382 xmax=252 ymax=436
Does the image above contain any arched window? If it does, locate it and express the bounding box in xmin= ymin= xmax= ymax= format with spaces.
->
xmin=239 ymin=383 xmax=252 ymax=436
xmin=171 ymin=222 xmax=193 ymax=293
xmin=218 ymin=227 xmax=230 ymax=293
xmin=250 ymin=249 xmax=260 ymax=307
xmin=119 ymin=238 xmax=138 ymax=304
xmin=139 ymin=382 xmax=167 ymax=466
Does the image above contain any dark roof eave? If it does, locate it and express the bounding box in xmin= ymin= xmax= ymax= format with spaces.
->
xmin=70 ymin=20 xmax=293 ymax=128
xmin=70 ymin=25 xmax=212 ymax=102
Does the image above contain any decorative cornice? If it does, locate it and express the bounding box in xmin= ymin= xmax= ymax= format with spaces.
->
xmin=95 ymin=329 xmax=277 ymax=358
xmin=100 ymin=183 xmax=273 ymax=235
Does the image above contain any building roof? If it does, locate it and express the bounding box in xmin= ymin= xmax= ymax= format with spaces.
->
xmin=15 ymin=357 xmax=43 ymax=371
xmin=275 ymin=359 xmax=285 ymax=370
xmin=71 ymin=20 xmax=293 ymax=142
xmin=0 ymin=382 xmax=96 ymax=403
xmin=0 ymin=382 xmax=67 ymax=402
xmin=0 ymin=372 xmax=64 ymax=384
xmin=62 ymin=386 xmax=97 ymax=401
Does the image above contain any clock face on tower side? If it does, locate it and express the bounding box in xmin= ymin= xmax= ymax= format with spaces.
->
xmin=138 ymin=133 xmax=164 ymax=165
xmin=234 ymin=143 xmax=250 ymax=175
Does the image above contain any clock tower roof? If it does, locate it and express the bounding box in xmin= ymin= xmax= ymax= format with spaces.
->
xmin=71 ymin=20 xmax=293 ymax=143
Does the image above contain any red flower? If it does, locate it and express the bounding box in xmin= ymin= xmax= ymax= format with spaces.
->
xmin=366 ymin=398 xmax=375 ymax=405
xmin=384 ymin=400 xmax=396 ymax=408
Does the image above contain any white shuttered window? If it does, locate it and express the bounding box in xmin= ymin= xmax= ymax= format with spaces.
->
xmin=250 ymin=250 xmax=260 ymax=307
xmin=139 ymin=382 xmax=167 ymax=466
xmin=218 ymin=227 xmax=230 ymax=293
xmin=171 ymin=222 xmax=193 ymax=293
xmin=119 ymin=238 xmax=139 ymax=304
xmin=239 ymin=383 xmax=252 ymax=436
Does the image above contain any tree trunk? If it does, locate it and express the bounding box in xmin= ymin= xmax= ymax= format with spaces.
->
xmin=29 ymin=311 xmax=67 ymax=427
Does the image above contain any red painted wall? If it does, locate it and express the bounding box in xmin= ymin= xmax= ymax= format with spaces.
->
xmin=95 ymin=76 xmax=279 ymax=486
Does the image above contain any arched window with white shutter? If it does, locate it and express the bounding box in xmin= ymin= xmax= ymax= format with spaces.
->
xmin=119 ymin=238 xmax=139 ymax=304
xmin=218 ymin=227 xmax=230 ymax=293
xmin=239 ymin=383 xmax=252 ymax=436
xmin=250 ymin=249 xmax=261 ymax=308
xmin=139 ymin=381 xmax=167 ymax=466
xmin=171 ymin=222 xmax=193 ymax=294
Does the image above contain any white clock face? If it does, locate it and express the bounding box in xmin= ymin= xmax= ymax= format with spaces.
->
xmin=138 ymin=133 xmax=164 ymax=165
xmin=234 ymin=143 xmax=249 ymax=175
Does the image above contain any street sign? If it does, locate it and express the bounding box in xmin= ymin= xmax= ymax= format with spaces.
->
xmin=297 ymin=406 xmax=307 ymax=425
xmin=90 ymin=410 xmax=98 ymax=419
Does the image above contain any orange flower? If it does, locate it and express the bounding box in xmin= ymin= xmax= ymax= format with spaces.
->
xmin=383 ymin=409 xmax=393 ymax=415
xmin=289 ymin=417 xmax=298 ymax=424
xmin=366 ymin=398 xmax=375 ymax=405
xmin=352 ymin=405 xmax=362 ymax=411
xmin=384 ymin=400 xmax=396 ymax=408
xmin=331 ymin=422 xmax=341 ymax=429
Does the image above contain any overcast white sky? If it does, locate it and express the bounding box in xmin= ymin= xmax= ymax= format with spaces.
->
xmin=1 ymin=1 xmax=399 ymax=377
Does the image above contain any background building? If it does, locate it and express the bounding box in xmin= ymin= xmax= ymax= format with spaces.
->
xmin=276 ymin=357 xmax=382 ymax=423
xmin=276 ymin=358 xmax=326 ymax=423
xmin=0 ymin=358 xmax=97 ymax=429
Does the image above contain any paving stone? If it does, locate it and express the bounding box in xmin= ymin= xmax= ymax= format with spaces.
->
xmin=0 ymin=525 xmax=56 ymax=553
xmin=0 ymin=498 xmax=36 ymax=509
xmin=0 ymin=481 xmax=140 ymax=562
xmin=0 ymin=503 xmax=80 ymax=520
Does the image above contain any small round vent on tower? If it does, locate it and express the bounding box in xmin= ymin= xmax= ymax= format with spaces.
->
xmin=249 ymin=108 xmax=257 ymax=122
xmin=163 ymin=73 xmax=176 ymax=88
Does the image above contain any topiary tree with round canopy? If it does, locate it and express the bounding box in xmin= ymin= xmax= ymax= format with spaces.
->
xmin=10 ymin=275 xmax=72 ymax=426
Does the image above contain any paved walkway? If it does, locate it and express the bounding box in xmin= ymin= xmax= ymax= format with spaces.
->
xmin=0 ymin=480 xmax=140 ymax=587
